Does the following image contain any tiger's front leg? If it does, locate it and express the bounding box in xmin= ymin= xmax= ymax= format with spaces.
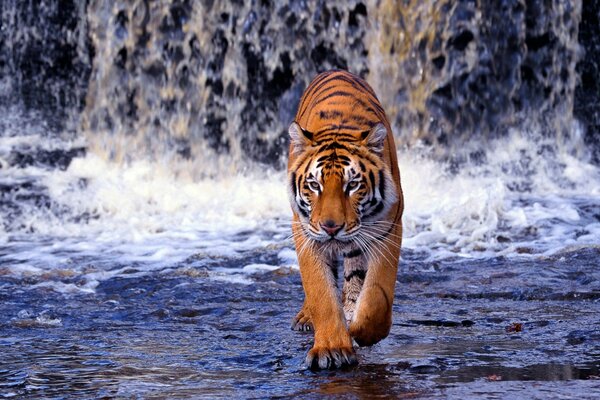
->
xmin=293 ymin=225 xmax=357 ymax=370
xmin=349 ymin=223 xmax=402 ymax=347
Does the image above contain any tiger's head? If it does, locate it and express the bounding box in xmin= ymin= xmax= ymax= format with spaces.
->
xmin=287 ymin=121 xmax=398 ymax=248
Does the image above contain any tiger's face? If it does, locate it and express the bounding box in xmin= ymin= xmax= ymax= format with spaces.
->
xmin=288 ymin=122 xmax=398 ymax=248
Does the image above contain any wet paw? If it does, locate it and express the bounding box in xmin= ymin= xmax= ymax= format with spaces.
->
xmin=291 ymin=309 xmax=313 ymax=332
xmin=349 ymin=322 xmax=389 ymax=347
xmin=305 ymin=346 xmax=357 ymax=370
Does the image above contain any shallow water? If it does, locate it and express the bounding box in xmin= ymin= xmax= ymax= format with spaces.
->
xmin=1 ymin=239 xmax=599 ymax=398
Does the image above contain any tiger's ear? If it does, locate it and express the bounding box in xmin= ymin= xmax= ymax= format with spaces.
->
xmin=361 ymin=123 xmax=387 ymax=154
xmin=289 ymin=122 xmax=314 ymax=154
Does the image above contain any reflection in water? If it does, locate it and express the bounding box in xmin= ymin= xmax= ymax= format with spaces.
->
xmin=441 ymin=363 xmax=600 ymax=384
xmin=306 ymin=363 xmax=423 ymax=398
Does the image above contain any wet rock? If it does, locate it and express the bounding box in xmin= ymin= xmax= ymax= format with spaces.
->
xmin=565 ymin=330 xmax=600 ymax=346
xmin=8 ymin=148 xmax=86 ymax=170
xmin=409 ymin=364 xmax=440 ymax=374
xmin=407 ymin=319 xmax=474 ymax=328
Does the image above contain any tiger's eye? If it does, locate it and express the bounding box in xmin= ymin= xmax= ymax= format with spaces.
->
xmin=308 ymin=181 xmax=320 ymax=191
xmin=347 ymin=181 xmax=360 ymax=190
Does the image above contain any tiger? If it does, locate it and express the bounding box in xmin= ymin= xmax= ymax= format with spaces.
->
xmin=287 ymin=70 xmax=404 ymax=370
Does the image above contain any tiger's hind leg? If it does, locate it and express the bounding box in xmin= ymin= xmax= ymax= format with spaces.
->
xmin=342 ymin=250 xmax=367 ymax=324
xmin=291 ymin=304 xmax=313 ymax=331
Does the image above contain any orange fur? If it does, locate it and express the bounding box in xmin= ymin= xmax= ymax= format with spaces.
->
xmin=287 ymin=70 xmax=404 ymax=370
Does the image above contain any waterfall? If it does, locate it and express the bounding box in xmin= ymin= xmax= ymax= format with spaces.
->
xmin=3 ymin=1 xmax=594 ymax=174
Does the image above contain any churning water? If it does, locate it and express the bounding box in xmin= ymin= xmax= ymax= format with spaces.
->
xmin=1 ymin=1 xmax=599 ymax=398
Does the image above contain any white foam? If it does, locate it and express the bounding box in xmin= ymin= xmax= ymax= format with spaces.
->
xmin=398 ymin=127 xmax=600 ymax=260
xmin=242 ymin=264 xmax=281 ymax=273
xmin=13 ymin=310 xmax=63 ymax=327
xmin=277 ymin=248 xmax=298 ymax=267
xmin=1 ymin=123 xmax=600 ymax=290
xmin=30 ymin=281 xmax=98 ymax=295
xmin=209 ymin=274 xmax=253 ymax=285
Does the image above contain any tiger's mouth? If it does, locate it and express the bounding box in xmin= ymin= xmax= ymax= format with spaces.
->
xmin=309 ymin=231 xmax=358 ymax=245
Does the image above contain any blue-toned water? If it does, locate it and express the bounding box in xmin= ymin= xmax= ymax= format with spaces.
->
xmin=1 ymin=0 xmax=600 ymax=398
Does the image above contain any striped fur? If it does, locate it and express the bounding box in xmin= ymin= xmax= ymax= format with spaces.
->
xmin=287 ymin=70 xmax=404 ymax=370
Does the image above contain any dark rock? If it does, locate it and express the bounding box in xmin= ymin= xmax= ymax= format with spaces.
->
xmin=409 ymin=364 xmax=440 ymax=374
xmin=8 ymin=147 xmax=86 ymax=170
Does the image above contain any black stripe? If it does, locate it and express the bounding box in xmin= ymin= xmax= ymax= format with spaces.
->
xmin=368 ymin=97 xmax=385 ymax=115
xmin=294 ymin=150 xmax=314 ymax=179
xmin=310 ymin=73 xmax=344 ymax=98
xmin=315 ymin=124 xmax=360 ymax=135
xmin=300 ymin=127 xmax=314 ymax=141
xmin=300 ymin=74 xmax=347 ymax=120
xmin=314 ymin=90 xmax=356 ymax=106
xmin=350 ymin=114 xmax=378 ymax=127
xmin=316 ymin=91 xmax=383 ymax=119
xmin=379 ymin=170 xmax=386 ymax=201
xmin=364 ymin=202 xmax=384 ymax=218
xmin=306 ymin=71 xmax=335 ymax=94
xmin=382 ymin=223 xmax=394 ymax=238
xmin=314 ymin=140 xmax=360 ymax=154
xmin=314 ymin=135 xmax=358 ymax=145
xmin=344 ymin=248 xmax=363 ymax=258
xmin=369 ymin=171 xmax=376 ymax=190
xmin=298 ymin=71 xmax=335 ymax=115
xmin=321 ymin=142 xmax=351 ymax=152
xmin=310 ymin=72 xmax=360 ymax=97
xmin=359 ymin=161 xmax=366 ymax=172
xmin=329 ymin=73 xmax=378 ymax=99
xmin=345 ymin=269 xmax=366 ymax=281
xmin=298 ymin=205 xmax=309 ymax=219
xmin=347 ymin=74 xmax=379 ymax=100
xmin=290 ymin=172 xmax=297 ymax=197
xmin=303 ymin=161 xmax=311 ymax=174
xmin=316 ymin=133 xmax=357 ymax=140
xmin=319 ymin=110 xmax=344 ymax=120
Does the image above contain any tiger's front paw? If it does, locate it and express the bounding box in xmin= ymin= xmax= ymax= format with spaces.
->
xmin=291 ymin=309 xmax=313 ymax=332
xmin=305 ymin=346 xmax=357 ymax=370
xmin=349 ymin=320 xmax=390 ymax=347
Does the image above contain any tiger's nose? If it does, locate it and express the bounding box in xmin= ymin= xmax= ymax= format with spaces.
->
xmin=320 ymin=220 xmax=344 ymax=236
